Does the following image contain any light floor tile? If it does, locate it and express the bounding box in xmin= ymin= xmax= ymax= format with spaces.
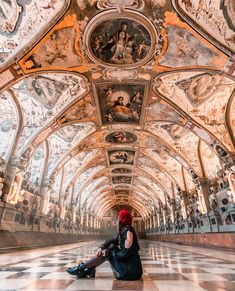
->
xmin=0 ymin=272 xmax=17 ymax=279
xmin=144 ymin=267 xmax=176 ymax=273
xmin=39 ymin=272 xmax=76 ymax=279
xmin=65 ymin=278 xmax=114 ymax=290
xmin=154 ymin=281 xmax=206 ymax=291
xmin=0 ymin=279 xmax=35 ymax=289
xmin=183 ymin=273 xmax=228 ymax=281
xmin=25 ymin=267 xmax=60 ymax=273
xmin=201 ymin=267 xmax=235 ymax=274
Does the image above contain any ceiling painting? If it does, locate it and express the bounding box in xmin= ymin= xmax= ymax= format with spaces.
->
xmin=138 ymin=165 xmax=173 ymax=196
xmin=108 ymin=150 xmax=135 ymax=165
xmin=0 ymin=91 xmax=18 ymax=161
xmin=147 ymin=97 xmax=185 ymax=123
xmin=175 ymin=0 xmax=235 ymax=53
xmin=57 ymin=95 xmax=96 ymax=125
xmin=112 ymin=176 xmax=132 ymax=184
xmin=94 ymin=82 xmax=146 ymax=124
xmin=147 ymin=122 xmax=202 ymax=175
xmin=111 ymin=168 xmax=132 ymax=174
xmin=0 ymin=0 xmax=68 ymax=68
xmin=153 ymin=71 xmax=235 ymax=151
xmin=11 ymin=72 xmax=90 ymax=154
xmin=154 ymin=11 xmax=228 ymax=72
xmin=46 ymin=123 xmax=96 ymax=178
xmin=105 ymin=131 xmax=137 ymax=144
xmin=1 ymin=0 xmax=235 ymax=219
xmin=83 ymin=9 xmax=158 ymax=68
xmin=18 ymin=13 xmax=88 ymax=74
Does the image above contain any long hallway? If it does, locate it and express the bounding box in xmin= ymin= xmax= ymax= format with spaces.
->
xmin=0 ymin=241 xmax=234 ymax=291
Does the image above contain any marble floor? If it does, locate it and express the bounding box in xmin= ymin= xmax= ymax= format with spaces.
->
xmin=0 ymin=240 xmax=234 ymax=291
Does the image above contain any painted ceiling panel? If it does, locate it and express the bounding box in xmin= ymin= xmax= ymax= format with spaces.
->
xmin=176 ymin=0 xmax=235 ymax=53
xmin=0 ymin=91 xmax=18 ymax=161
xmin=154 ymin=71 xmax=235 ymax=151
xmin=0 ymin=0 xmax=68 ymax=67
xmin=12 ymin=72 xmax=90 ymax=154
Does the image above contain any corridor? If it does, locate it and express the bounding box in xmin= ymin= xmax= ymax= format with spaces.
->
xmin=0 ymin=241 xmax=234 ymax=291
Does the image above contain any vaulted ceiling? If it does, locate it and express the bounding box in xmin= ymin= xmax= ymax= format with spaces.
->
xmin=0 ymin=0 xmax=235 ymax=219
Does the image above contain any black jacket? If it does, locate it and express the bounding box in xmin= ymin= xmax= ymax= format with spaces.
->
xmin=100 ymin=226 xmax=143 ymax=280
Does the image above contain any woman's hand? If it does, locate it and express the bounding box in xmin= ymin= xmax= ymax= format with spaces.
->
xmin=95 ymin=248 xmax=103 ymax=257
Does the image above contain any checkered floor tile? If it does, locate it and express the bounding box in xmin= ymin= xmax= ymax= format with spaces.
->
xmin=0 ymin=240 xmax=234 ymax=290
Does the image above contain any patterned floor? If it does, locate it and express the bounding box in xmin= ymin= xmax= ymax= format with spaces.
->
xmin=0 ymin=240 xmax=234 ymax=290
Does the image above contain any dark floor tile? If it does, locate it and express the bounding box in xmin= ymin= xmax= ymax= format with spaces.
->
xmin=142 ymin=264 xmax=167 ymax=268
xmin=0 ymin=267 xmax=29 ymax=272
xmin=112 ymin=279 xmax=158 ymax=291
xmin=173 ymin=267 xmax=209 ymax=273
xmin=148 ymin=273 xmax=189 ymax=280
xmin=40 ymin=263 xmax=67 ymax=267
xmin=199 ymin=281 xmax=235 ymax=291
xmin=217 ymin=274 xmax=235 ymax=281
xmin=21 ymin=279 xmax=74 ymax=290
xmin=7 ymin=272 xmax=48 ymax=279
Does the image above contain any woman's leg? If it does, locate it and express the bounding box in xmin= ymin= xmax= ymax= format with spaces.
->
xmin=66 ymin=251 xmax=107 ymax=278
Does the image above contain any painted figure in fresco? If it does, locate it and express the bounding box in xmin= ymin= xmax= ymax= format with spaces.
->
xmin=67 ymin=209 xmax=143 ymax=280
xmin=91 ymin=19 xmax=151 ymax=65
xmin=114 ymin=151 xmax=129 ymax=164
xmin=107 ymin=131 xmax=136 ymax=144
xmin=132 ymin=90 xmax=142 ymax=105
xmin=102 ymin=22 xmax=131 ymax=63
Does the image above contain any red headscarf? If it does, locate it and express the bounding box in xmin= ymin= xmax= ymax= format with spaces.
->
xmin=118 ymin=209 xmax=132 ymax=226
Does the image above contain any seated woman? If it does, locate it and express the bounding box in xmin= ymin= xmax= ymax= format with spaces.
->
xmin=66 ymin=209 xmax=143 ymax=280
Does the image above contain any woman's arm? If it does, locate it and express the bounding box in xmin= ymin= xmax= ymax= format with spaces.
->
xmin=125 ymin=231 xmax=133 ymax=249
xmin=98 ymin=233 xmax=119 ymax=250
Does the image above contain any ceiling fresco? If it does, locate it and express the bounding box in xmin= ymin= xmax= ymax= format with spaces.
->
xmin=0 ymin=0 xmax=235 ymax=220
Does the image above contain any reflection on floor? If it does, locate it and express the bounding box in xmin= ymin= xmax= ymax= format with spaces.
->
xmin=0 ymin=240 xmax=234 ymax=290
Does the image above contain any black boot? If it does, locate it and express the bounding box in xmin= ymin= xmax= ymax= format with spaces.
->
xmin=84 ymin=267 xmax=96 ymax=278
xmin=66 ymin=263 xmax=86 ymax=277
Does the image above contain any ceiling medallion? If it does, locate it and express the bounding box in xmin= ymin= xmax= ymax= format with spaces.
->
xmin=111 ymin=168 xmax=132 ymax=174
xmin=108 ymin=149 xmax=135 ymax=165
xmin=105 ymin=131 xmax=137 ymax=144
xmin=112 ymin=176 xmax=132 ymax=184
xmin=84 ymin=10 xmax=158 ymax=68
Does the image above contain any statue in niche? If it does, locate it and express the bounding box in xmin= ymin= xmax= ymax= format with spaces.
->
xmin=177 ymin=188 xmax=187 ymax=219
xmin=41 ymin=189 xmax=51 ymax=215
xmin=196 ymin=187 xmax=207 ymax=214
xmin=7 ymin=172 xmax=22 ymax=205
xmin=220 ymin=198 xmax=232 ymax=225
xmin=228 ymin=172 xmax=235 ymax=196
xmin=33 ymin=195 xmax=41 ymax=213
xmin=209 ymin=193 xmax=220 ymax=214
xmin=60 ymin=199 xmax=66 ymax=220
xmin=216 ymin=168 xmax=229 ymax=191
